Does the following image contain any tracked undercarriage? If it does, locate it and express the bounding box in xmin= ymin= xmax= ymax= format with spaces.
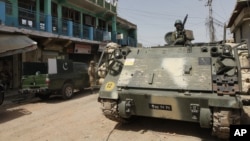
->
xmin=100 ymin=99 xmax=131 ymax=123
xmin=212 ymin=108 xmax=241 ymax=139
xmin=100 ymin=99 xmax=247 ymax=139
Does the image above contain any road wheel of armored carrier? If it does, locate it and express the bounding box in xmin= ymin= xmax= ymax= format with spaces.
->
xmin=212 ymin=108 xmax=241 ymax=139
xmin=101 ymin=99 xmax=132 ymax=123
xmin=62 ymin=83 xmax=74 ymax=100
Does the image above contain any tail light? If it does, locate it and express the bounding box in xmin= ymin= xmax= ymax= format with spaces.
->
xmin=45 ymin=77 xmax=50 ymax=86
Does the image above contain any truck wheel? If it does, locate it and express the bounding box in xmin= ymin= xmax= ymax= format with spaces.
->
xmin=62 ymin=83 xmax=74 ymax=99
xmin=38 ymin=93 xmax=50 ymax=100
xmin=0 ymin=90 xmax=4 ymax=105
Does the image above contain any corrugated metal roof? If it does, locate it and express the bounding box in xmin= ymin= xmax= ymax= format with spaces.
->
xmin=0 ymin=34 xmax=37 ymax=57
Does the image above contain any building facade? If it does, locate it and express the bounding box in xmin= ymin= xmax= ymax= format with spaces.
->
xmin=228 ymin=0 xmax=250 ymax=44
xmin=0 ymin=0 xmax=137 ymax=89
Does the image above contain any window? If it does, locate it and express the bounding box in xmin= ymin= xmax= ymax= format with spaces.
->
xmin=40 ymin=0 xmax=44 ymax=13
xmin=83 ymin=14 xmax=95 ymax=26
xmin=98 ymin=19 xmax=106 ymax=30
xmin=18 ymin=0 xmax=36 ymax=10
xmin=52 ymin=2 xmax=57 ymax=17
xmin=18 ymin=0 xmax=36 ymax=27
xmin=62 ymin=6 xmax=80 ymax=23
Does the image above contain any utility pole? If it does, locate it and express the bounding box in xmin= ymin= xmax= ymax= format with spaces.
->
xmin=206 ymin=0 xmax=215 ymax=42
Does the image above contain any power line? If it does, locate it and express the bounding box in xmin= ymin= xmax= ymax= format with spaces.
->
xmin=118 ymin=7 xmax=207 ymax=20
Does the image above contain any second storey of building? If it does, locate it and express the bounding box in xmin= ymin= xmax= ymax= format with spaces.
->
xmin=0 ymin=0 xmax=137 ymax=47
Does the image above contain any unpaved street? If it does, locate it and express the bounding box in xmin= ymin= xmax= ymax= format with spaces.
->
xmin=0 ymin=91 xmax=219 ymax=141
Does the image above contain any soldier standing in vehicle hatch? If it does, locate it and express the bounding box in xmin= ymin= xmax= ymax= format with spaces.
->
xmin=88 ymin=60 xmax=96 ymax=91
xmin=171 ymin=19 xmax=186 ymax=45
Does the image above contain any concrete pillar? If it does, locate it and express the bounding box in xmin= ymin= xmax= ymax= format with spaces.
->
xmin=67 ymin=20 xmax=73 ymax=37
xmin=57 ymin=4 xmax=62 ymax=34
xmin=89 ymin=27 xmax=94 ymax=40
xmin=134 ymin=29 xmax=137 ymax=47
xmin=36 ymin=0 xmax=40 ymax=30
xmin=0 ymin=1 xmax=5 ymax=25
xmin=8 ymin=0 xmax=18 ymax=26
xmin=80 ymin=12 xmax=83 ymax=38
xmin=45 ymin=0 xmax=52 ymax=32
xmin=95 ymin=17 xmax=99 ymax=28
xmin=112 ymin=15 xmax=117 ymax=42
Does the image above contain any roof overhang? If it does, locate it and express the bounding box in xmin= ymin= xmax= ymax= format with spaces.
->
xmin=0 ymin=34 xmax=37 ymax=57
xmin=117 ymin=16 xmax=137 ymax=30
xmin=228 ymin=0 xmax=250 ymax=28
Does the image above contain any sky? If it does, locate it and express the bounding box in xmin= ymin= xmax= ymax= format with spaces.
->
xmin=117 ymin=0 xmax=237 ymax=47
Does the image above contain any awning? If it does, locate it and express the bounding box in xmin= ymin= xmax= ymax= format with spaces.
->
xmin=0 ymin=34 xmax=37 ymax=57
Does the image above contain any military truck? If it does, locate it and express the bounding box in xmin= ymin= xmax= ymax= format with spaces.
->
xmin=19 ymin=59 xmax=89 ymax=100
xmin=98 ymin=37 xmax=250 ymax=138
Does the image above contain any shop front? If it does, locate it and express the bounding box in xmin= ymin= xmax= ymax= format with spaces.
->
xmin=0 ymin=34 xmax=37 ymax=89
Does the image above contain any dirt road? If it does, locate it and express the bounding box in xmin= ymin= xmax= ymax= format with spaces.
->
xmin=0 ymin=91 xmax=219 ymax=141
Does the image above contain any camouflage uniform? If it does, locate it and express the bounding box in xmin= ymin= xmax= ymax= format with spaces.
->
xmin=171 ymin=19 xmax=186 ymax=45
xmin=97 ymin=62 xmax=107 ymax=85
xmin=88 ymin=60 xmax=96 ymax=90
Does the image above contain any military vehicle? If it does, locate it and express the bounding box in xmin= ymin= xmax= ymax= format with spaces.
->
xmin=19 ymin=59 xmax=89 ymax=100
xmin=98 ymin=23 xmax=250 ymax=139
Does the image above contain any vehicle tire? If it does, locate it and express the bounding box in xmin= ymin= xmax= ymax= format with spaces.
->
xmin=0 ymin=90 xmax=4 ymax=105
xmin=37 ymin=93 xmax=50 ymax=100
xmin=62 ymin=83 xmax=74 ymax=100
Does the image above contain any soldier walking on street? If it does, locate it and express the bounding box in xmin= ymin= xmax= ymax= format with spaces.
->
xmin=88 ymin=60 xmax=96 ymax=91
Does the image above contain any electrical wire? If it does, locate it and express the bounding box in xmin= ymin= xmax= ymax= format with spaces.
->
xmin=117 ymin=0 xmax=234 ymax=45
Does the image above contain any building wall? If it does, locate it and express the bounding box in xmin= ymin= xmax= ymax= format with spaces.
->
xmin=235 ymin=27 xmax=241 ymax=43
xmin=233 ymin=20 xmax=250 ymax=43
xmin=242 ymin=20 xmax=250 ymax=41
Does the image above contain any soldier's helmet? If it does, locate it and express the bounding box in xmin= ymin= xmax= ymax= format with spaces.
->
xmin=174 ymin=19 xmax=183 ymax=26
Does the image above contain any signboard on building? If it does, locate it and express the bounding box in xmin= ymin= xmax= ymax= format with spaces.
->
xmin=74 ymin=44 xmax=91 ymax=54
xmin=103 ymin=31 xmax=111 ymax=41
xmin=116 ymin=33 xmax=123 ymax=39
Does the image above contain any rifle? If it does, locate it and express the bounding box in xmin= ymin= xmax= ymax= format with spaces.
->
xmin=181 ymin=14 xmax=188 ymax=42
xmin=182 ymin=14 xmax=188 ymax=29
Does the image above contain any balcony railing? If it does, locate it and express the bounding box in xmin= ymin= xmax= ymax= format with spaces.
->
xmin=3 ymin=3 xmax=135 ymax=47
xmin=39 ymin=13 xmax=46 ymax=31
xmin=83 ymin=25 xmax=90 ymax=40
xmin=61 ymin=19 xmax=68 ymax=36
xmin=52 ymin=17 xmax=58 ymax=33
xmin=73 ymin=22 xmax=81 ymax=38
xmin=18 ymin=7 xmax=36 ymax=29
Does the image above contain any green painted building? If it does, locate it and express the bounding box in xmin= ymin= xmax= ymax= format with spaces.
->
xmin=0 ymin=0 xmax=137 ymax=88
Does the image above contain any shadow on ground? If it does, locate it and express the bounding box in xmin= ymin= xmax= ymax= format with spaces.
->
xmin=0 ymin=107 xmax=31 ymax=124
xmin=112 ymin=116 xmax=223 ymax=141
xmin=0 ymin=89 xmax=98 ymax=124
xmin=3 ymin=88 xmax=98 ymax=105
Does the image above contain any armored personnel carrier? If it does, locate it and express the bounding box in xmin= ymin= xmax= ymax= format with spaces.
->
xmin=98 ymin=33 xmax=250 ymax=139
